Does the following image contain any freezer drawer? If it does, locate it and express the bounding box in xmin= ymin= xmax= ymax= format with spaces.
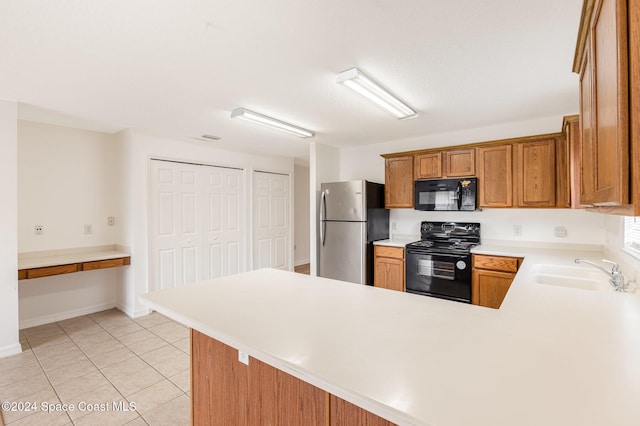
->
xmin=319 ymin=221 xmax=367 ymax=284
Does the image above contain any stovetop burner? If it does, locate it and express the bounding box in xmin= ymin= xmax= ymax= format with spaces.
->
xmin=406 ymin=221 xmax=480 ymax=255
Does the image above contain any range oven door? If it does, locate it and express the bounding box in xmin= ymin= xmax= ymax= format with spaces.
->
xmin=405 ymin=251 xmax=472 ymax=303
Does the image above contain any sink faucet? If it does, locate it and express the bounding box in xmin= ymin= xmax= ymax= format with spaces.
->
xmin=574 ymin=259 xmax=626 ymax=291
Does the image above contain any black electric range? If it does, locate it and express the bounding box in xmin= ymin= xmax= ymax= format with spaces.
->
xmin=405 ymin=222 xmax=480 ymax=303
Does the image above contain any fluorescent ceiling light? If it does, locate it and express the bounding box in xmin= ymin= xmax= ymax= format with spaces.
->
xmin=230 ymin=108 xmax=314 ymax=138
xmin=336 ymin=68 xmax=417 ymax=120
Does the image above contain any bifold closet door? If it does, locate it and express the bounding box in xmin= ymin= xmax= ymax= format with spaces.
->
xmin=149 ymin=160 xmax=245 ymax=291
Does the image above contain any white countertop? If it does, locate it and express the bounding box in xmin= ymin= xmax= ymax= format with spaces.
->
xmin=373 ymin=236 xmax=418 ymax=247
xmin=18 ymin=245 xmax=130 ymax=269
xmin=140 ymin=248 xmax=640 ymax=426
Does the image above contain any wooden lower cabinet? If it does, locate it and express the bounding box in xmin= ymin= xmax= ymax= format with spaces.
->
xmin=471 ymin=254 xmax=522 ymax=309
xmin=330 ymin=395 xmax=395 ymax=426
xmin=191 ymin=330 xmax=396 ymax=425
xmin=373 ymin=246 xmax=405 ymax=292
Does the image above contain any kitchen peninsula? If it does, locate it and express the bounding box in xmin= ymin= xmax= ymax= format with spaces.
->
xmin=140 ymin=262 xmax=640 ymax=426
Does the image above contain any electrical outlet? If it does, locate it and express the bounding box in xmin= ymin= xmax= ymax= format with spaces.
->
xmin=34 ymin=225 xmax=43 ymax=235
xmin=107 ymin=216 xmax=115 ymax=226
xmin=513 ymin=225 xmax=522 ymax=236
xmin=238 ymin=350 xmax=249 ymax=365
xmin=554 ymin=226 xmax=567 ymax=238
xmin=84 ymin=224 xmax=93 ymax=235
xmin=392 ymin=221 xmax=398 ymax=231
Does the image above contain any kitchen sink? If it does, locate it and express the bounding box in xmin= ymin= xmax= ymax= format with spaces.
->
xmin=530 ymin=264 xmax=612 ymax=292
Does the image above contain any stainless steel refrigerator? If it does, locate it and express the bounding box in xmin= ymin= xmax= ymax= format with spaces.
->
xmin=319 ymin=180 xmax=389 ymax=285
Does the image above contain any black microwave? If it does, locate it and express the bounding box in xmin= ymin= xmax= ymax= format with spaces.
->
xmin=414 ymin=178 xmax=477 ymax=211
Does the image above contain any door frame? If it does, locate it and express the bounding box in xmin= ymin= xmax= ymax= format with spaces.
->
xmin=250 ymin=169 xmax=294 ymax=271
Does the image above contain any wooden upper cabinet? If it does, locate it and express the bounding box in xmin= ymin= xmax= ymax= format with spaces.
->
xmin=385 ymin=156 xmax=414 ymax=208
xmin=444 ymin=149 xmax=475 ymax=177
xmin=513 ymin=139 xmax=556 ymax=207
xmin=414 ymin=152 xmax=442 ymax=179
xmin=477 ymin=145 xmax=512 ymax=207
xmin=576 ymin=0 xmax=629 ymax=206
xmin=415 ymin=149 xmax=475 ymax=179
xmin=564 ymin=115 xmax=581 ymax=208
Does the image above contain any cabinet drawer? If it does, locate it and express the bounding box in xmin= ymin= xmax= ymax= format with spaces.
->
xmin=374 ymin=245 xmax=405 ymax=260
xmin=473 ymin=255 xmax=520 ymax=273
xmin=26 ymin=264 xmax=80 ymax=279
xmin=82 ymin=257 xmax=130 ymax=271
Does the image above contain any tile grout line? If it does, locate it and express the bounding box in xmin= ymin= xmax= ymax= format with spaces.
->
xmin=7 ymin=310 xmax=191 ymax=426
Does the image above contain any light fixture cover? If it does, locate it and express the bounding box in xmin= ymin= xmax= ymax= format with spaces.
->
xmin=230 ymin=108 xmax=314 ymax=138
xmin=336 ymin=67 xmax=417 ymax=119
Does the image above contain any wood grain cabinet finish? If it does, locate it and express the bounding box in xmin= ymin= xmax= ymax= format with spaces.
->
xmin=444 ymin=149 xmax=475 ymax=177
xmin=476 ymin=145 xmax=513 ymax=207
xmin=472 ymin=254 xmax=522 ymax=309
xmin=330 ymin=396 xmax=396 ymax=426
xmin=19 ymin=256 xmax=131 ymax=280
xmin=513 ymin=139 xmax=557 ymax=207
xmin=414 ymin=152 xmax=442 ymax=179
xmin=385 ymin=156 xmax=414 ymax=208
xmin=373 ymin=246 xmax=405 ymax=292
xmin=191 ymin=330 xmax=397 ymax=426
xmin=576 ymin=0 xmax=630 ymax=207
xmin=562 ymin=116 xmax=580 ymax=208
xmin=191 ymin=330 xmax=327 ymax=425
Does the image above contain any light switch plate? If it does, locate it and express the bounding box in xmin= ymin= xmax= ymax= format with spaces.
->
xmin=238 ymin=351 xmax=249 ymax=365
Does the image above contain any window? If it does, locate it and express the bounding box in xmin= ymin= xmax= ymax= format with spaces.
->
xmin=624 ymin=216 xmax=640 ymax=254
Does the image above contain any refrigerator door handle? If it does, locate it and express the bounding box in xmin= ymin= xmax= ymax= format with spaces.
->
xmin=320 ymin=190 xmax=327 ymax=246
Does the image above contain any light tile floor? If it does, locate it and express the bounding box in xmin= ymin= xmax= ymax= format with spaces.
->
xmin=0 ymin=309 xmax=191 ymax=426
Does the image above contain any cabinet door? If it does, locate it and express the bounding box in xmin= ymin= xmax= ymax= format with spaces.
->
xmin=374 ymin=257 xmax=405 ymax=292
xmin=385 ymin=156 xmax=414 ymax=208
xmin=564 ymin=116 xmax=582 ymax=208
xmin=555 ymin=136 xmax=571 ymax=208
xmin=477 ymin=145 xmax=512 ymax=207
xmin=445 ymin=149 xmax=475 ymax=177
xmin=414 ymin=152 xmax=442 ymax=179
xmin=580 ymin=0 xmax=629 ymax=205
xmin=513 ymin=139 xmax=556 ymax=207
xmin=472 ymin=269 xmax=515 ymax=309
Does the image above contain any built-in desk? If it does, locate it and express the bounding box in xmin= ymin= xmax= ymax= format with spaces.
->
xmin=18 ymin=245 xmax=130 ymax=280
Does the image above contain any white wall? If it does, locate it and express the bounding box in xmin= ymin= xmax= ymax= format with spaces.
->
xmin=18 ymin=121 xmax=123 ymax=251
xmin=294 ymin=164 xmax=310 ymax=266
xmin=119 ymin=129 xmax=294 ymax=317
xmin=17 ymin=121 xmax=124 ymax=328
xmin=389 ymin=208 xmax=605 ymax=245
xmin=0 ymin=100 xmax=20 ymax=357
xmin=309 ymin=143 xmax=341 ymax=275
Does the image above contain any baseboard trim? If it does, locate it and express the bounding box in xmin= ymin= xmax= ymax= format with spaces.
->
xmin=19 ymin=302 xmax=117 ymax=329
xmin=294 ymin=259 xmax=310 ymax=267
xmin=117 ymin=302 xmax=150 ymax=319
xmin=0 ymin=342 xmax=22 ymax=359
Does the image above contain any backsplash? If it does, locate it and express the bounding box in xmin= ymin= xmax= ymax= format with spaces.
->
xmin=390 ymin=208 xmax=606 ymax=245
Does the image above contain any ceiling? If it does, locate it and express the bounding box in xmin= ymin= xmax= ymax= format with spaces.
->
xmin=0 ymin=0 xmax=583 ymax=162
